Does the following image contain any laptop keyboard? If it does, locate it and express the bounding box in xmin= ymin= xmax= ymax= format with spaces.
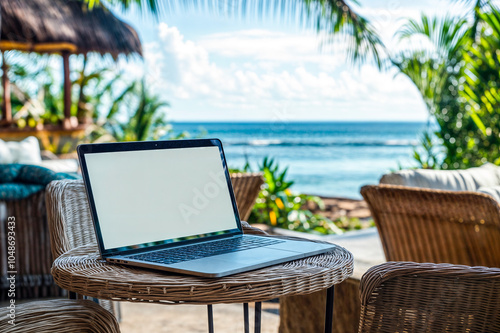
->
xmin=127 ymin=237 xmax=285 ymax=265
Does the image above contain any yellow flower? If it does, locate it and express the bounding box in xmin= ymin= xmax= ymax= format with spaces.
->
xmin=275 ymin=198 xmax=285 ymax=209
xmin=269 ymin=211 xmax=277 ymax=226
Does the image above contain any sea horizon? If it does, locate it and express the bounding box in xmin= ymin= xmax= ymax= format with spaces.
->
xmin=171 ymin=121 xmax=428 ymax=199
xmin=171 ymin=120 xmax=428 ymax=124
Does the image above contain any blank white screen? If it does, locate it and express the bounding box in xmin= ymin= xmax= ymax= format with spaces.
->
xmin=85 ymin=146 xmax=238 ymax=249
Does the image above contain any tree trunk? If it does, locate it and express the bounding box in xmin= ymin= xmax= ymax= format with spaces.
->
xmin=62 ymin=52 xmax=72 ymax=129
xmin=1 ymin=52 xmax=12 ymax=124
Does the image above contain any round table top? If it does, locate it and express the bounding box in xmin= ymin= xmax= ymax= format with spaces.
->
xmin=51 ymin=241 xmax=353 ymax=305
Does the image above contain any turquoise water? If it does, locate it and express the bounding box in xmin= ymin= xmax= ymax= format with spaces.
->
xmin=171 ymin=122 xmax=427 ymax=199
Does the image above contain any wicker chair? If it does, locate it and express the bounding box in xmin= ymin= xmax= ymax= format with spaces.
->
xmin=0 ymin=191 xmax=65 ymax=300
xmin=229 ymin=172 xmax=264 ymax=220
xmin=358 ymin=261 xmax=500 ymax=332
xmin=0 ymin=299 xmax=120 ymax=332
xmin=46 ymin=180 xmax=121 ymax=316
xmin=0 ymin=164 xmax=79 ymax=300
xmin=360 ymin=184 xmax=500 ymax=266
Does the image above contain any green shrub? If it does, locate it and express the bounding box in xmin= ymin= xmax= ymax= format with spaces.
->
xmin=244 ymin=157 xmax=359 ymax=235
xmin=394 ymin=5 xmax=500 ymax=169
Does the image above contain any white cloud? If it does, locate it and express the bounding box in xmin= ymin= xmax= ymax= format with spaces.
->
xmin=140 ymin=23 xmax=427 ymax=121
xmin=198 ymin=29 xmax=345 ymax=69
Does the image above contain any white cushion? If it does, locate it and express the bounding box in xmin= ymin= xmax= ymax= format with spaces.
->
xmin=380 ymin=163 xmax=500 ymax=191
xmin=35 ymin=159 xmax=79 ymax=173
xmin=5 ymin=136 xmax=42 ymax=164
xmin=478 ymin=186 xmax=500 ymax=202
xmin=0 ymin=139 xmax=14 ymax=163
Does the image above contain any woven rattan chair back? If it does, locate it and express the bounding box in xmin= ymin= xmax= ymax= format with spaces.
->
xmin=46 ymin=180 xmax=97 ymax=259
xmin=361 ymin=185 xmax=500 ymax=266
xmin=46 ymin=180 xmax=120 ymax=315
xmin=0 ymin=299 xmax=120 ymax=333
xmin=229 ymin=172 xmax=264 ymax=221
xmin=1 ymin=190 xmax=65 ymax=299
xmin=358 ymin=262 xmax=500 ymax=332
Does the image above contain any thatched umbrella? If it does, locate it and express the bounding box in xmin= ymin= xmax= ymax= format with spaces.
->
xmin=0 ymin=0 xmax=142 ymax=129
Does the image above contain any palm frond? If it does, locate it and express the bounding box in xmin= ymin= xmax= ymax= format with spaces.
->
xmin=311 ymin=0 xmax=385 ymax=67
xmin=448 ymin=0 xmax=489 ymax=35
xmin=396 ymin=14 xmax=470 ymax=60
xmin=166 ymin=0 xmax=385 ymax=67
xmin=86 ymin=0 xmax=161 ymax=16
xmin=86 ymin=0 xmax=384 ymax=66
xmin=392 ymin=52 xmax=449 ymax=111
xmin=450 ymin=0 xmax=487 ymax=8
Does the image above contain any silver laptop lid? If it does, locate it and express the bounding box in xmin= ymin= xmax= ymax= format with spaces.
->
xmin=77 ymin=139 xmax=242 ymax=257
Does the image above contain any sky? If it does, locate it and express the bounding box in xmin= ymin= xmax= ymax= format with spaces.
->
xmin=114 ymin=0 xmax=478 ymax=122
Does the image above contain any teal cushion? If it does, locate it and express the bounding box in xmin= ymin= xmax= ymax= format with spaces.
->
xmin=0 ymin=164 xmax=80 ymax=200
xmin=0 ymin=184 xmax=44 ymax=199
xmin=0 ymin=164 xmax=22 ymax=183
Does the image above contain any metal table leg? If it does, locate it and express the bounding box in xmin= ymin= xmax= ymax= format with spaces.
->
xmin=255 ymin=302 xmax=262 ymax=333
xmin=207 ymin=304 xmax=214 ymax=333
xmin=324 ymin=286 xmax=335 ymax=333
xmin=243 ymin=303 xmax=249 ymax=333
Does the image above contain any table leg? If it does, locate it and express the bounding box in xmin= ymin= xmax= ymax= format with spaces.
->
xmin=254 ymin=302 xmax=262 ymax=333
xmin=243 ymin=303 xmax=249 ymax=333
xmin=207 ymin=304 xmax=214 ymax=333
xmin=324 ymin=285 xmax=335 ymax=333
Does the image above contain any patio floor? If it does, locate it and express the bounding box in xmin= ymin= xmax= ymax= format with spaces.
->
xmin=120 ymin=301 xmax=279 ymax=332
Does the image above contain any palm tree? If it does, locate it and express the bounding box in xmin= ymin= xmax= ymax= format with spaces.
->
xmin=459 ymin=6 xmax=500 ymax=164
xmin=392 ymin=14 xmax=475 ymax=169
xmin=99 ymin=79 xmax=170 ymax=142
xmin=87 ymin=0 xmax=385 ymax=66
xmin=392 ymin=15 xmax=470 ymax=112
xmin=392 ymin=3 xmax=500 ymax=168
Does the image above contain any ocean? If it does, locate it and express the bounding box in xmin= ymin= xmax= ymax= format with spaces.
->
xmin=171 ymin=122 xmax=427 ymax=199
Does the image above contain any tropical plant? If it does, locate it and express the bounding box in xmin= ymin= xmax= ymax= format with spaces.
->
xmin=1 ymin=53 xmax=61 ymax=128
xmin=73 ymin=55 xmax=116 ymax=124
xmin=247 ymin=157 xmax=343 ymax=235
xmin=412 ymin=130 xmax=443 ymax=169
xmin=100 ymin=79 xmax=170 ymax=142
xmin=459 ymin=6 xmax=500 ymax=165
xmin=393 ymin=5 xmax=500 ymax=169
xmin=3 ymin=53 xmax=113 ymax=129
xmin=3 ymin=53 xmax=175 ymax=148
xmin=85 ymin=0 xmax=160 ymax=15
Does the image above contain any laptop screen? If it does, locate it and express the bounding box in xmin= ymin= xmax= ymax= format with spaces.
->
xmin=83 ymin=144 xmax=239 ymax=251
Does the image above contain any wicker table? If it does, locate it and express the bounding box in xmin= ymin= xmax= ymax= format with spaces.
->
xmin=51 ymin=242 xmax=353 ymax=333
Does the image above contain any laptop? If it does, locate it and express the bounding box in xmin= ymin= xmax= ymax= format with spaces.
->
xmin=77 ymin=139 xmax=337 ymax=277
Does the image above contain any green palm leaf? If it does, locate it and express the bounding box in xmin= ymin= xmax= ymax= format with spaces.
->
xmin=85 ymin=0 xmax=161 ymax=15
xmin=396 ymin=15 xmax=469 ymax=60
